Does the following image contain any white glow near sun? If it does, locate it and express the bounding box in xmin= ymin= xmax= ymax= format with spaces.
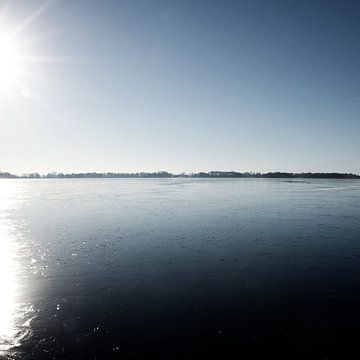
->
xmin=0 ymin=0 xmax=59 ymax=102
xmin=0 ymin=34 xmax=22 ymax=93
xmin=0 ymin=0 xmax=63 ymax=105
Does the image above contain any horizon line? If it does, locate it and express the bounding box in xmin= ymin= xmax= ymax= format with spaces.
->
xmin=1 ymin=170 xmax=359 ymax=179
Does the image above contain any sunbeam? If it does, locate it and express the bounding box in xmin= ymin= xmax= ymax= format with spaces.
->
xmin=0 ymin=0 xmax=59 ymax=103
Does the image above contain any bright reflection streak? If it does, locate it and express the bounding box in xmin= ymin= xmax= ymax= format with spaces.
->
xmin=0 ymin=224 xmax=18 ymax=351
xmin=0 ymin=181 xmax=33 ymax=354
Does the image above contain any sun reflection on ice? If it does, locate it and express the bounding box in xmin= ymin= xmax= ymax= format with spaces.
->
xmin=0 ymin=225 xmax=19 ymax=351
xmin=0 ymin=181 xmax=33 ymax=354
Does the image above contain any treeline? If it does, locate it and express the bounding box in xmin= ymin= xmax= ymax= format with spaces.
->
xmin=196 ymin=171 xmax=360 ymax=179
xmin=0 ymin=171 xmax=18 ymax=178
xmin=1 ymin=171 xmax=359 ymax=179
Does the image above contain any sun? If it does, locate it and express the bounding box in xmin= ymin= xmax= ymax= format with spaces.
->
xmin=0 ymin=34 xmax=22 ymax=94
xmin=0 ymin=0 xmax=60 ymax=102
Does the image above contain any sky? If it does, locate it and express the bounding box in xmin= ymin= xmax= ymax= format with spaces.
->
xmin=0 ymin=0 xmax=359 ymax=174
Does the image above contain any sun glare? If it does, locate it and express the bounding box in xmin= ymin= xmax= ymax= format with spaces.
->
xmin=0 ymin=0 xmax=63 ymax=105
xmin=0 ymin=34 xmax=21 ymax=93
xmin=0 ymin=0 xmax=59 ymax=102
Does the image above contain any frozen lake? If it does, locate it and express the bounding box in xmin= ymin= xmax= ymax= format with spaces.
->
xmin=1 ymin=178 xmax=360 ymax=358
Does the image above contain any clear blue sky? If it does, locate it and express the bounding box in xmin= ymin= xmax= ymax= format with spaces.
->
xmin=1 ymin=0 xmax=360 ymax=174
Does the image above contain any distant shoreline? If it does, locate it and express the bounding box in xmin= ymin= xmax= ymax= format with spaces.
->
xmin=1 ymin=171 xmax=359 ymax=179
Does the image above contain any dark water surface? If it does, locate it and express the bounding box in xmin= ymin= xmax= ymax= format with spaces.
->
xmin=1 ymin=178 xmax=360 ymax=359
